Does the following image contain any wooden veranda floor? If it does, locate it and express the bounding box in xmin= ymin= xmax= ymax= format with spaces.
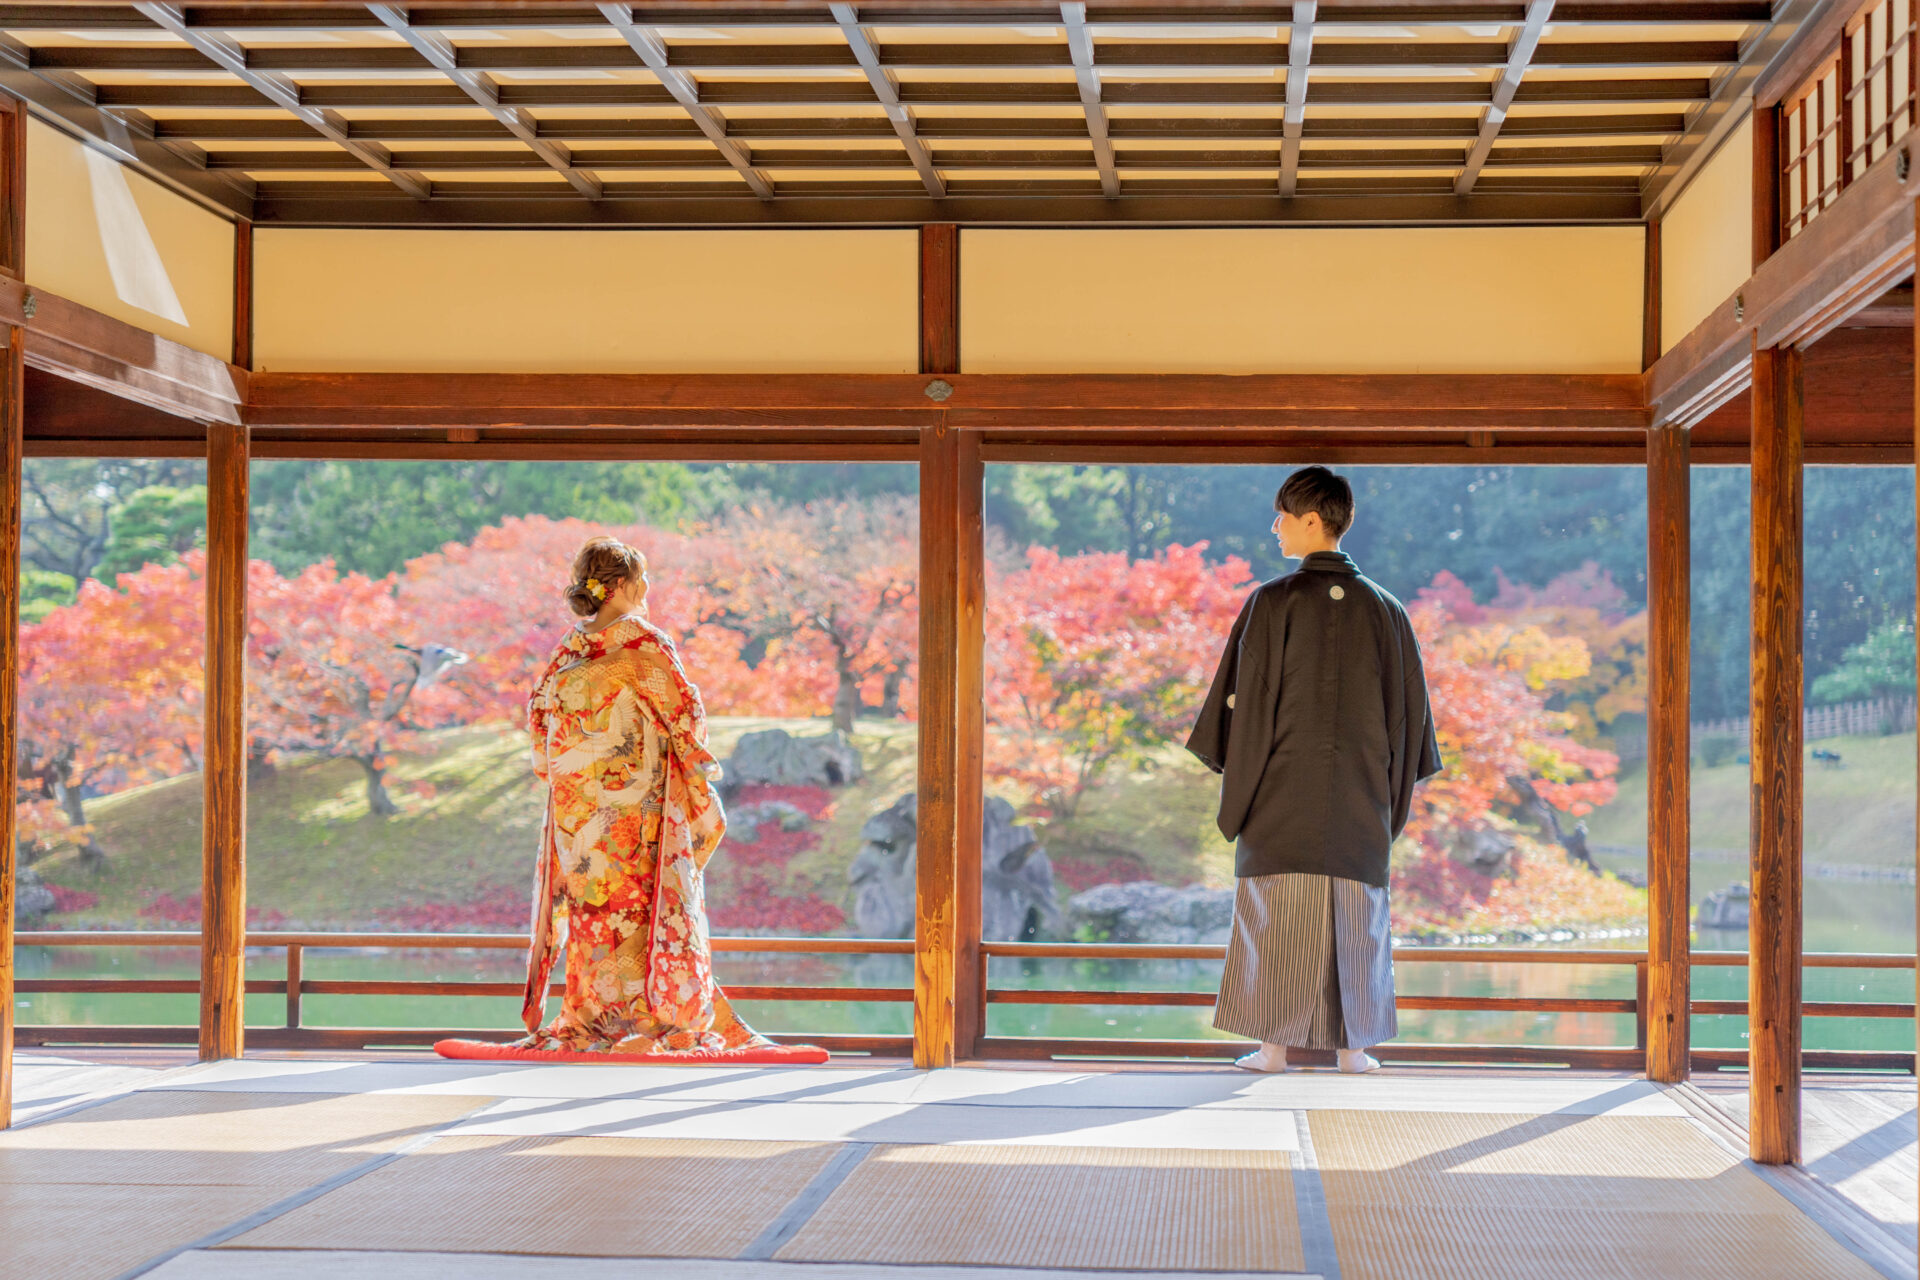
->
xmin=4 ymin=1051 xmax=1915 ymax=1280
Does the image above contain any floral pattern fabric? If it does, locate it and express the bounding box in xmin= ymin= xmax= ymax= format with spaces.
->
xmin=519 ymin=612 xmax=768 ymax=1053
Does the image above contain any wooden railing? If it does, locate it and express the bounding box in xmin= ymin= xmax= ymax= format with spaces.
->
xmin=14 ymin=931 xmax=1915 ymax=1072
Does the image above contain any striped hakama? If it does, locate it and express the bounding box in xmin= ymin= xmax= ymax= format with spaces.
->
xmin=1213 ymin=872 xmax=1396 ymax=1051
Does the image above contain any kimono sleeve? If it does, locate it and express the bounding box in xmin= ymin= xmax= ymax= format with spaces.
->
xmin=525 ymin=682 xmax=553 ymax=782
xmin=1186 ymin=588 xmax=1282 ymax=843
xmin=1386 ymin=609 xmax=1443 ymax=842
xmin=631 ymin=633 xmax=723 ymax=783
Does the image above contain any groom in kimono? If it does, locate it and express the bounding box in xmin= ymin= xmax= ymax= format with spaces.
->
xmin=1188 ymin=467 xmax=1441 ymax=1074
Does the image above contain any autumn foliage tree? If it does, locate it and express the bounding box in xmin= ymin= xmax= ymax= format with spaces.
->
xmin=15 ymin=556 xmax=205 ymax=867
xmin=985 ymin=543 xmax=1252 ymax=818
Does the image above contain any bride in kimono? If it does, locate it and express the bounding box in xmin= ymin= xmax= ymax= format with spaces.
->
xmin=514 ymin=535 xmax=779 ymax=1056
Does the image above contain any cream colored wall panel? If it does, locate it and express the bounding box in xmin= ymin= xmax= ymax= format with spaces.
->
xmin=961 ymin=226 xmax=1644 ymax=374
xmin=1661 ymin=113 xmax=1753 ymax=355
xmin=26 ymin=118 xmax=234 ymax=360
xmin=254 ymin=229 xmax=918 ymax=373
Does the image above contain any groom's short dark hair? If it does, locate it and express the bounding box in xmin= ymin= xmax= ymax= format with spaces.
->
xmin=1273 ymin=466 xmax=1355 ymax=538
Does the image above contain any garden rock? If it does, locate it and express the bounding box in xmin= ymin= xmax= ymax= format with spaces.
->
xmin=848 ymin=793 xmax=1059 ymax=940
xmin=728 ymin=800 xmax=813 ymax=844
xmin=724 ymin=728 xmax=864 ymax=790
xmin=1698 ymin=882 xmax=1750 ymax=930
xmin=1067 ymin=880 xmax=1234 ymax=945
xmin=15 ymin=866 xmax=55 ymax=921
xmin=1446 ymin=827 xmax=1516 ymax=876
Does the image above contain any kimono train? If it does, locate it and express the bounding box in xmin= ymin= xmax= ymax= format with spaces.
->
xmin=518 ymin=612 xmax=769 ymax=1054
xmin=1188 ymin=550 xmax=1441 ymax=1050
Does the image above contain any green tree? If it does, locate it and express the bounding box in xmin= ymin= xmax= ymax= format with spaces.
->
xmin=96 ymin=484 xmax=207 ymax=580
xmin=1810 ymin=618 xmax=1916 ymax=704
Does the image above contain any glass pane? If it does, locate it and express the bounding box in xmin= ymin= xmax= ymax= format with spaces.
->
xmin=15 ymin=457 xmax=209 ymax=1030
xmin=240 ymin=460 xmax=916 ymax=1040
xmin=982 ymin=464 xmax=1650 ymax=1048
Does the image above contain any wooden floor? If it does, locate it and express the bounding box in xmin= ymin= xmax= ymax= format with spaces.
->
xmin=4 ymin=1050 xmax=1915 ymax=1280
xmin=1695 ymin=1072 xmax=1918 ymax=1250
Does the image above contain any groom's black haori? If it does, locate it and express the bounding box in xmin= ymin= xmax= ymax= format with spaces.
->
xmin=1187 ymin=549 xmax=1442 ymax=888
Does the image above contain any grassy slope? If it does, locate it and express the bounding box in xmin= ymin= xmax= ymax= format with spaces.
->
xmin=1583 ymin=731 xmax=1917 ymax=867
xmin=35 ymin=717 xmax=1236 ymax=929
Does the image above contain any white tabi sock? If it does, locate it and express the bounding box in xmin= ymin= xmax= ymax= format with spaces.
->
xmin=1337 ymin=1048 xmax=1381 ymax=1074
xmin=1233 ymin=1042 xmax=1292 ymax=1073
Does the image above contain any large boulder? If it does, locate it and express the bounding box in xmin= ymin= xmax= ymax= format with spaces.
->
xmin=14 ymin=866 xmax=55 ymax=922
xmin=1067 ymin=881 xmax=1234 ymax=945
xmin=723 ymin=728 xmax=864 ymax=791
xmin=848 ymin=793 xmax=1059 ymax=940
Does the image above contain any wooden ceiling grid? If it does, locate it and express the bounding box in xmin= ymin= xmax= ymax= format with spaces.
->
xmin=0 ymin=1 xmax=1772 ymax=224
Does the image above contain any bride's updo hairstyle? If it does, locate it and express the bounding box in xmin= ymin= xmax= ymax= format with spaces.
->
xmin=566 ymin=536 xmax=648 ymax=618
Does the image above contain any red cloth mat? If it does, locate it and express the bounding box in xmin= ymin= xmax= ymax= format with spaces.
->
xmin=434 ymin=1038 xmax=830 ymax=1066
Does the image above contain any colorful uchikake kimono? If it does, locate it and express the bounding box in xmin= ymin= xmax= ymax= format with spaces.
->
xmin=517 ymin=612 xmax=770 ymax=1054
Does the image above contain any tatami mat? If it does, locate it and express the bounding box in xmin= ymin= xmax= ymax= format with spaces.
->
xmin=158 ymin=1058 xmax=1684 ymax=1116
xmin=1312 ymin=1110 xmax=1889 ymax=1280
xmin=447 ymin=1093 xmax=1302 ymax=1149
xmin=227 ymin=1135 xmax=841 ymax=1258
xmin=149 ymin=1249 xmax=1316 ymax=1280
xmin=776 ymin=1143 xmax=1304 ymax=1273
xmin=0 ymin=1090 xmax=488 ymax=1280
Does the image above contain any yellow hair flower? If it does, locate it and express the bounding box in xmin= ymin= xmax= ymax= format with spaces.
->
xmin=585 ymin=578 xmax=607 ymax=601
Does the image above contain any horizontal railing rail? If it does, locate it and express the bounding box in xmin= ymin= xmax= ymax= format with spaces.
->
xmin=14 ymin=932 xmax=1916 ymax=1071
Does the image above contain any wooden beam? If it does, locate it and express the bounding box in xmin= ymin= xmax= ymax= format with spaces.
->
xmin=130 ymin=3 xmax=430 ymax=200
xmin=595 ymin=3 xmax=774 ymax=200
xmin=955 ymin=427 xmax=984 ymax=1059
xmin=1642 ymin=216 xmax=1662 ymax=370
xmin=366 ymin=5 xmax=603 ymax=200
xmin=151 ymin=112 xmax=1692 ymax=145
xmin=915 ymin=419 xmax=959 ymax=1069
xmin=200 ymin=419 xmax=248 ymax=1062
xmin=0 ymin=279 xmax=244 ymax=426
xmin=920 ymin=224 xmax=959 ymax=378
xmin=1456 ymin=0 xmax=1555 ymax=196
xmin=232 ymin=218 xmax=252 ymax=371
xmin=831 ymin=3 xmax=944 ymax=200
xmin=1645 ymin=419 xmax=1690 ymax=1084
xmin=1748 ymin=338 xmax=1803 ymax=1166
xmin=237 ymin=371 xmax=1647 ymax=432
xmin=1059 ymin=2 xmax=1118 ymax=199
xmin=0 ymin=325 xmax=21 ymax=1129
xmin=1279 ymin=0 xmax=1315 ymax=196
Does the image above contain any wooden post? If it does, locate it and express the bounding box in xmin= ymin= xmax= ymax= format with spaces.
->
xmin=0 ymin=327 xmax=21 ymax=1128
xmin=915 ymin=420 xmax=960 ymax=1069
xmin=200 ymin=422 xmax=249 ymax=1061
xmin=953 ymin=428 xmax=984 ymax=1058
xmin=1646 ymin=420 xmax=1691 ymax=1083
xmin=232 ymin=218 xmax=253 ymax=370
xmin=1749 ymin=339 xmax=1803 ymax=1165
xmin=1642 ymin=218 xmax=1662 ymax=371
xmin=1754 ymin=104 xmax=1783 ymax=268
xmin=0 ymin=97 xmax=23 ymax=280
xmin=920 ymin=224 xmax=958 ymax=376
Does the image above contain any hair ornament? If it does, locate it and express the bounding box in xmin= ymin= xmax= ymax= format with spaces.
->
xmin=585 ymin=578 xmax=607 ymax=601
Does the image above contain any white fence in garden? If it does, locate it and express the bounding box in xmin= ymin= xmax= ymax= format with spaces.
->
xmin=1612 ymin=695 xmax=1918 ymax=762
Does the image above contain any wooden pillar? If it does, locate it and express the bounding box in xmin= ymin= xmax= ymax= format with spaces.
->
xmin=1754 ymin=104 xmax=1783 ymax=269
xmin=916 ymin=420 xmax=960 ymax=1069
xmin=1749 ymin=339 xmax=1803 ymax=1165
xmin=200 ymin=422 xmax=249 ymax=1061
xmin=1642 ymin=217 xmax=1662 ymax=372
xmin=232 ymin=218 xmax=253 ymax=370
xmin=920 ymin=224 xmax=958 ymax=376
xmin=0 ymin=91 xmax=23 ymax=1129
xmin=1645 ymin=421 xmax=1691 ymax=1082
xmin=0 ymin=327 xmax=21 ymax=1127
xmin=953 ymin=428 xmax=984 ymax=1058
